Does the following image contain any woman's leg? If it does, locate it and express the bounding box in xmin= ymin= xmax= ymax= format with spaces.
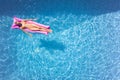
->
xmin=25 ymin=24 xmax=52 ymax=32
xmin=32 ymin=25 xmax=52 ymax=32
xmin=36 ymin=28 xmax=52 ymax=32
xmin=27 ymin=27 xmax=52 ymax=32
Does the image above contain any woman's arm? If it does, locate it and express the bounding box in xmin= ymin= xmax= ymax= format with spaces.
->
xmin=20 ymin=27 xmax=32 ymax=37
xmin=23 ymin=18 xmax=37 ymax=21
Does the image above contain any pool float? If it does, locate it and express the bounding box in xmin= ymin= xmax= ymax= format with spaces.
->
xmin=11 ymin=17 xmax=50 ymax=35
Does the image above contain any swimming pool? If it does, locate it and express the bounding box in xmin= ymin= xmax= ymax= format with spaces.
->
xmin=0 ymin=0 xmax=120 ymax=80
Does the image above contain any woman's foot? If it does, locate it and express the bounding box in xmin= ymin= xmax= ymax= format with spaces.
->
xmin=47 ymin=29 xmax=52 ymax=33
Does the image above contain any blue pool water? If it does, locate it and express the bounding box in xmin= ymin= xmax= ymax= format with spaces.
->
xmin=0 ymin=0 xmax=120 ymax=80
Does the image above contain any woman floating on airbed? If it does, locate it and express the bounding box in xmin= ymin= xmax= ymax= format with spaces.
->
xmin=12 ymin=17 xmax=52 ymax=37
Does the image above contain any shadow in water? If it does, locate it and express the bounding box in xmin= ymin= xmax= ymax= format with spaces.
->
xmin=0 ymin=0 xmax=120 ymax=16
xmin=40 ymin=39 xmax=66 ymax=52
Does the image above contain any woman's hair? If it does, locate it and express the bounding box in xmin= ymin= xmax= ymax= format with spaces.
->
xmin=15 ymin=22 xmax=18 ymax=24
xmin=15 ymin=22 xmax=22 ymax=27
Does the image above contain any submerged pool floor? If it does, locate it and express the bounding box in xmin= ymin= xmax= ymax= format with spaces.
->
xmin=0 ymin=11 xmax=120 ymax=80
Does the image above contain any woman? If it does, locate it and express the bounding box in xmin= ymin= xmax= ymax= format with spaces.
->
xmin=15 ymin=19 xmax=52 ymax=37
